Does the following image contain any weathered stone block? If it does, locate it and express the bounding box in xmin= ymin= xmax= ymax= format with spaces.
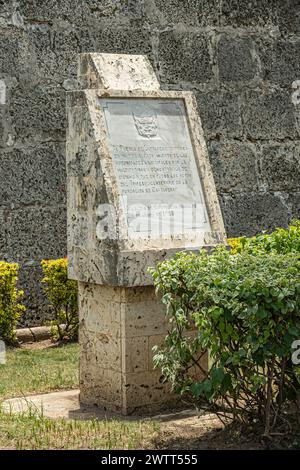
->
xmin=6 ymin=205 xmax=67 ymax=262
xmin=9 ymin=86 xmax=66 ymax=140
xmin=260 ymin=144 xmax=300 ymax=192
xmin=122 ymin=295 xmax=168 ymax=338
xmin=208 ymin=140 xmax=258 ymax=192
xmin=0 ymin=0 xmax=14 ymax=16
xmin=89 ymin=24 xmax=152 ymax=56
xmin=82 ymin=0 xmax=143 ymax=21
xmin=259 ymin=39 xmax=300 ymax=86
xmin=67 ymin=87 xmax=224 ymax=286
xmin=242 ymin=90 xmax=298 ymax=139
xmin=50 ymin=28 xmax=83 ymax=53
xmin=220 ymin=192 xmax=290 ymax=237
xmin=285 ymin=192 xmax=300 ymax=220
xmin=122 ymin=369 xmax=173 ymax=412
xmin=18 ymin=0 xmax=84 ymax=23
xmin=26 ymin=27 xmax=78 ymax=87
xmin=0 ymin=144 xmax=66 ymax=207
xmin=158 ymin=30 xmax=213 ymax=84
xmin=196 ymin=91 xmax=242 ymax=138
xmin=78 ymin=284 xmax=121 ymax=336
xmin=122 ymin=336 xmax=149 ymax=373
xmin=277 ymin=0 xmax=300 ymax=35
xmin=78 ymin=283 xmax=178 ymax=414
xmin=121 ymin=285 xmax=158 ymax=303
xmin=80 ymin=365 xmax=123 ymax=410
xmin=80 ymin=328 xmax=122 ymax=372
xmin=78 ymin=52 xmax=159 ymax=91
xmin=85 ymin=330 xmax=122 ymax=372
xmin=0 ymin=80 xmax=7 ymax=106
xmin=220 ymin=0 xmax=278 ymax=27
xmin=217 ymin=36 xmax=258 ymax=82
xmin=151 ymin=0 xmax=220 ymax=26
xmin=0 ymin=26 xmax=28 ymax=78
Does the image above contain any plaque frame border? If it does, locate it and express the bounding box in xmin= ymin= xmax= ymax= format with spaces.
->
xmin=90 ymin=89 xmax=224 ymax=243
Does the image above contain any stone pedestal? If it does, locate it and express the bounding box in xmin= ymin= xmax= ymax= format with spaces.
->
xmin=79 ymin=283 xmax=177 ymax=414
xmin=79 ymin=283 xmax=208 ymax=414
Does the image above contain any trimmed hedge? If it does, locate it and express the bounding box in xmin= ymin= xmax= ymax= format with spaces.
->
xmin=0 ymin=262 xmax=25 ymax=345
xmin=227 ymin=219 xmax=300 ymax=255
xmin=41 ymin=258 xmax=78 ymax=342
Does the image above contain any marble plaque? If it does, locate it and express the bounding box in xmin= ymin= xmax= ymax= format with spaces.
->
xmin=100 ymin=98 xmax=211 ymax=237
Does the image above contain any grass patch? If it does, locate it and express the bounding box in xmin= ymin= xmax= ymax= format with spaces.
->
xmin=0 ymin=408 xmax=158 ymax=450
xmin=0 ymin=343 xmax=160 ymax=449
xmin=0 ymin=343 xmax=79 ymax=399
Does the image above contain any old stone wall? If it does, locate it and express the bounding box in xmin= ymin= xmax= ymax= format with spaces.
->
xmin=0 ymin=0 xmax=299 ymax=325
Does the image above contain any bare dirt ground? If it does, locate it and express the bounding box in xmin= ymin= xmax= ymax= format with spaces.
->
xmin=152 ymin=415 xmax=264 ymax=450
xmin=18 ymin=339 xmax=55 ymax=350
xmin=151 ymin=412 xmax=300 ymax=450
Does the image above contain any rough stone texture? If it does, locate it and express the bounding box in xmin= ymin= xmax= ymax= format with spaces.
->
xmin=79 ymin=282 xmax=208 ymax=415
xmin=217 ymin=36 xmax=258 ymax=82
xmin=259 ymin=39 xmax=300 ymax=87
xmin=16 ymin=325 xmax=52 ymax=343
xmin=6 ymin=205 xmax=66 ymax=262
xmin=196 ymin=91 xmax=242 ymax=138
xmin=208 ymin=141 xmax=258 ymax=192
xmin=0 ymin=1 xmax=299 ymax=324
xmin=220 ymin=192 xmax=291 ymax=237
xmin=78 ymin=53 xmax=160 ymax=90
xmin=0 ymin=144 xmax=66 ymax=207
xmin=220 ymin=0 xmax=279 ymax=27
xmin=260 ymin=144 xmax=300 ymax=192
xmin=242 ymin=90 xmax=298 ymax=140
xmin=158 ymin=30 xmax=213 ymax=84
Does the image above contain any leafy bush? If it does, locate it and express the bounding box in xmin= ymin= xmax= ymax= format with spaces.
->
xmin=0 ymin=262 xmax=25 ymax=345
xmin=227 ymin=219 xmax=300 ymax=255
xmin=41 ymin=259 xmax=78 ymax=342
xmin=150 ymin=246 xmax=300 ymax=438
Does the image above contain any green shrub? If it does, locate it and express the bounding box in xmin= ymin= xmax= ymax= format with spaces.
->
xmin=41 ymin=258 xmax=78 ymax=342
xmin=0 ymin=262 xmax=25 ymax=345
xmin=150 ymin=246 xmax=300 ymax=438
xmin=227 ymin=219 xmax=300 ymax=255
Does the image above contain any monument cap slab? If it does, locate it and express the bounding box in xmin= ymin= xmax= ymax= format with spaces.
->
xmin=78 ymin=53 xmax=160 ymax=91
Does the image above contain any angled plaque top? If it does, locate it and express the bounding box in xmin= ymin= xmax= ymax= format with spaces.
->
xmin=78 ymin=53 xmax=160 ymax=92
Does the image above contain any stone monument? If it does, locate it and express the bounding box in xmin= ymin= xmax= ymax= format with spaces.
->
xmin=66 ymin=53 xmax=226 ymax=415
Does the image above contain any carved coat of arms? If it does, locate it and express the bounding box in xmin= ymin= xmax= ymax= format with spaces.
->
xmin=132 ymin=108 xmax=158 ymax=138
